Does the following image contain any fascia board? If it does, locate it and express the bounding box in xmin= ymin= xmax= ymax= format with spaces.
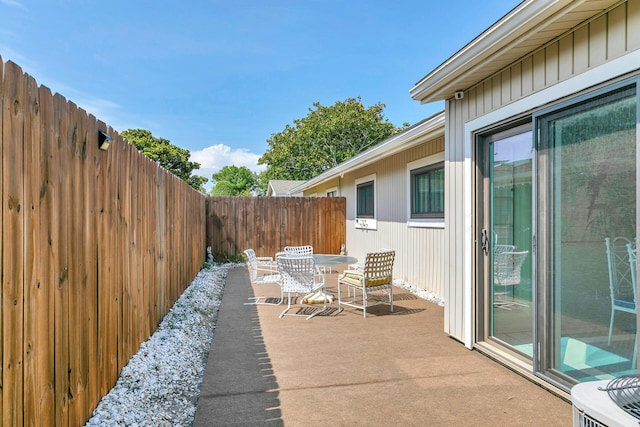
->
xmin=292 ymin=112 xmax=445 ymax=193
xmin=410 ymin=0 xmax=568 ymax=103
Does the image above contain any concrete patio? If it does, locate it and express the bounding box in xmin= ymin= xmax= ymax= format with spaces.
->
xmin=194 ymin=265 xmax=572 ymax=426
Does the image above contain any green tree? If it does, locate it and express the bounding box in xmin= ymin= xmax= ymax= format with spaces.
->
xmin=121 ymin=129 xmax=208 ymax=192
xmin=210 ymin=165 xmax=258 ymax=196
xmin=258 ymin=97 xmax=408 ymax=185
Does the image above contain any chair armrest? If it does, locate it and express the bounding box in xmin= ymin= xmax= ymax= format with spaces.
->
xmin=339 ymin=269 xmax=364 ymax=279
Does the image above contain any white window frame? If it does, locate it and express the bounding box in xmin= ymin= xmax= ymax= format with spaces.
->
xmin=406 ymin=153 xmax=445 ymax=228
xmin=355 ymin=173 xmax=377 ymax=230
xmin=326 ymin=186 xmax=338 ymax=197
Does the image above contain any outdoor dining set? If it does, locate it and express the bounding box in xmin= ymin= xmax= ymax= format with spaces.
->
xmin=243 ymin=246 xmax=395 ymax=319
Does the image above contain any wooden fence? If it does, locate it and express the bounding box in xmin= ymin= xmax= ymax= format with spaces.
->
xmin=1 ymin=58 xmax=206 ymax=426
xmin=1 ymin=56 xmax=347 ymax=426
xmin=206 ymin=196 xmax=346 ymax=259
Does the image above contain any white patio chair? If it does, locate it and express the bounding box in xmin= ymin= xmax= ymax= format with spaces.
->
xmin=493 ymin=250 xmax=528 ymax=310
xmin=283 ymin=245 xmax=313 ymax=256
xmin=276 ymin=255 xmax=328 ymax=320
xmin=605 ymin=237 xmax=636 ymax=348
xmin=283 ymin=245 xmax=326 ymax=273
xmin=338 ymin=250 xmax=395 ymax=318
xmin=243 ymin=248 xmax=282 ymax=306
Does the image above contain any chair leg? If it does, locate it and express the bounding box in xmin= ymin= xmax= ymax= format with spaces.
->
xmin=245 ymin=291 xmax=284 ymax=306
xmin=634 ymin=332 xmax=637 ymax=367
xmin=362 ymin=288 xmax=367 ymax=318
xmin=280 ymin=291 xmax=329 ymax=319
xmin=305 ymin=296 xmax=328 ymax=320
xmin=279 ymin=293 xmax=293 ymax=318
xmin=608 ymin=309 xmax=615 ymax=345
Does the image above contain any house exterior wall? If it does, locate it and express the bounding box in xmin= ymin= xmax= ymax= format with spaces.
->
xmin=444 ymin=1 xmax=640 ymax=345
xmin=303 ymin=136 xmax=446 ymax=300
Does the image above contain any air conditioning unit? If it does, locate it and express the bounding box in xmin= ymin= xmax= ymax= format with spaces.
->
xmin=572 ymin=378 xmax=640 ymax=426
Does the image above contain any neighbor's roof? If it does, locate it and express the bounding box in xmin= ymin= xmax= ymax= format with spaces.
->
xmin=267 ymin=180 xmax=306 ymax=196
xmin=292 ymin=111 xmax=444 ymax=193
xmin=410 ymin=0 xmax=622 ymax=103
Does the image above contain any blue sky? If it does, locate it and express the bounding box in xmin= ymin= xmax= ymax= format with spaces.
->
xmin=0 ymin=0 xmax=519 ymax=189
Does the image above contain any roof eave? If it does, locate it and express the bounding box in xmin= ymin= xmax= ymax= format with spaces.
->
xmin=410 ymin=0 xmax=571 ymax=103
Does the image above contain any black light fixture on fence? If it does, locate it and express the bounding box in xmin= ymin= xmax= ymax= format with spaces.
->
xmin=98 ymin=130 xmax=112 ymax=151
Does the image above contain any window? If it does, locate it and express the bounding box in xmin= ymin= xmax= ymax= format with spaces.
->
xmin=326 ymin=187 xmax=337 ymax=197
xmin=411 ymin=162 xmax=444 ymax=218
xmin=406 ymin=153 xmax=445 ymax=228
xmin=357 ymin=181 xmax=374 ymax=217
xmin=355 ymin=174 xmax=376 ymax=229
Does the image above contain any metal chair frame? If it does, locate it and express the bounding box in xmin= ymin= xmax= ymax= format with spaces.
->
xmin=493 ymin=250 xmax=528 ymax=310
xmin=605 ymin=237 xmax=637 ymax=362
xmin=277 ymin=255 xmax=328 ymax=320
xmin=338 ymin=250 xmax=395 ymax=318
xmin=243 ymin=248 xmax=282 ymax=306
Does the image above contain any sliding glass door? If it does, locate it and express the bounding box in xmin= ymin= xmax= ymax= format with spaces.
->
xmin=477 ymin=78 xmax=638 ymax=390
xmin=536 ymin=83 xmax=637 ymax=385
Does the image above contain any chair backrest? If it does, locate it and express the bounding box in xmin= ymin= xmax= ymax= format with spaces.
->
xmin=494 ymin=244 xmax=516 ymax=255
xmin=606 ymin=237 xmax=635 ymax=302
xmin=493 ymin=251 xmax=528 ymax=287
xmin=363 ymin=250 xmax=395 ymax=283
xmin=243 ymin=249 xmax=259 ymax=281
xmin=277 ymin=255 xmax=317 ymax=293
xmin=284 ymin=245 xmax=313 ymax=257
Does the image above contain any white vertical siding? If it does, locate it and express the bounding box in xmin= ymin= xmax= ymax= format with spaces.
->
xmin=444 ymin=2 xmax=639 ymax=344
xmin=304 ymin=137 xmax=446 ymax=300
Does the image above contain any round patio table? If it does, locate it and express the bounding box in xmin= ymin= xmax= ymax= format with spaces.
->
xmin=312 ymin=254 xmax=358 ymax=267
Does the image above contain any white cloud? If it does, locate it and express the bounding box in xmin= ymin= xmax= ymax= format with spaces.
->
xmin=191 ymin=144 xmax=267 ymax=191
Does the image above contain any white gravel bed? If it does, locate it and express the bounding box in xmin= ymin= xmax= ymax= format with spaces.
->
xmin=394 ymin=279 xmax=445 ymax=307
xmin=84 ymin=263 xmax=230 ymax=427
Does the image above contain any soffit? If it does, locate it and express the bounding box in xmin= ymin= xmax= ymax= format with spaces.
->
xmin=410 ymin=0 xmax=623 ymax=103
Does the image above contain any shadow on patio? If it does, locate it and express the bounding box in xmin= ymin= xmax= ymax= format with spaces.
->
xmin=195 ymin=266 xmax=572 ymax=426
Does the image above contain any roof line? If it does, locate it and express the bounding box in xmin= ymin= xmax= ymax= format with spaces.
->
xmin=409 ymin=0 xmax=565 ymax=103
xmin=291 ymin=111 xmax=445 ymax=193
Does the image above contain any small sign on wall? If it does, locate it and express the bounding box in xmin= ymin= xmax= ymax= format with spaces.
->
xmin=355 ymin=218 xmax=377 ymax=230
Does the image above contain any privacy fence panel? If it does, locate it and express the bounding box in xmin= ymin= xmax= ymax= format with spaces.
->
xmin=206 ymin=196 xmax=346 ymax=259
xmin=0 ymin=57 xmax=207 ymax=426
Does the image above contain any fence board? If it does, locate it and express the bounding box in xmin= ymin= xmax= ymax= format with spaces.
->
xmin=23 ymin=73 xmax=56 ymax=426
xmin=2 ymin=60 xmax=26 ymax=427
xmin=68 ymin=100 xmax=90 ymax=425
xmin=53 ymin=91 xmax=71 ymax=427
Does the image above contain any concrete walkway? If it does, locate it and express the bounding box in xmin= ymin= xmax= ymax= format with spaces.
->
xmin=194 ymin=266 xmax=572 ymax=426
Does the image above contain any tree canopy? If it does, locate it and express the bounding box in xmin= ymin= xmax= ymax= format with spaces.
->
xmin=121 ymin=129 xmax=208 ymax=192
xmin=258 ymin=97 xmax=408 ymax=184
xmin=209 ymin=165 xmax=258 ymax=196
